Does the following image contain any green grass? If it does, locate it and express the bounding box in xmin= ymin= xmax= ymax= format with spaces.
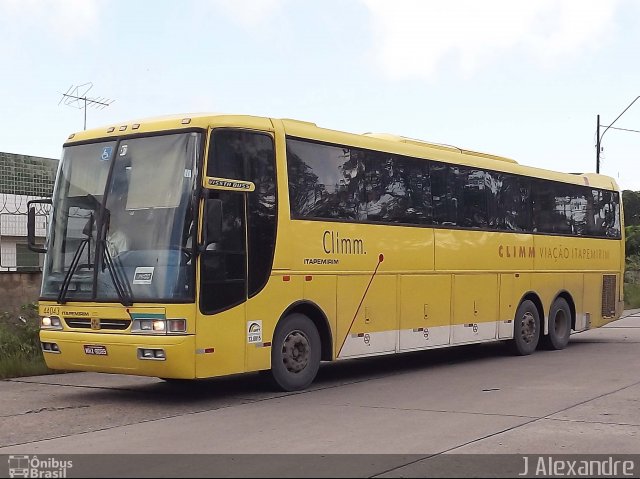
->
xmin=624 ymin=283 xmax=640 ymax=310
xmin=0 ymin=303 xmax=51 ymax=379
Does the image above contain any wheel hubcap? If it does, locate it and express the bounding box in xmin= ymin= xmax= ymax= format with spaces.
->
xmin=554 ymin=309 xmax=568 ymax=337
xmin=520 ymin=311 xmax=537 ymax=344
xmin=282 ymin=330 xmax=310 ymax=374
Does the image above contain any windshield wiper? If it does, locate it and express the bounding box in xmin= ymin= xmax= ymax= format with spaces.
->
xmin=57 ymin=237 xmax=90 ymax=305
xmin=97 ymin=208 xmax=133 ymax=307
xmin=100 ymin=237 xmax=133 ymax=307
xmin=57 ymin=212 xmax=96 ymax=304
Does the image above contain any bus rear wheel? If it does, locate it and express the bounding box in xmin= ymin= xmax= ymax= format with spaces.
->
xmin=270 ymin=313 xmax=321 ymax=392
xmin=509 ymin=300 xmax=540 ymax=355
xmin=540 ymin=297 xmax=572 ymax=350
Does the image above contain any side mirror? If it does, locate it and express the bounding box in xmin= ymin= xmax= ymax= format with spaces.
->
xmin=205 ymin=199 xmax=223 ymax=246
xmin=27 ymin=199 xmax=52 ymax=253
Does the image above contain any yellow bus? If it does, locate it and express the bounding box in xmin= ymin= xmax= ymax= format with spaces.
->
xmin=29 ymin=114 xmax=624 ymax=391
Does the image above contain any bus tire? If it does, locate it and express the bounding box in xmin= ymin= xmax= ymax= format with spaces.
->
xmin=509 ymin=300 xmax=540 ymax=355
xmin=270 ymin=313 xmax=321 ymax=392
xmin=540 ymin=298 xmax=572 ymax=350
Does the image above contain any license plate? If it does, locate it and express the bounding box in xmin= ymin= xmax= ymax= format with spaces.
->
xmin=84 ymin=345 xmax=108 ymax=356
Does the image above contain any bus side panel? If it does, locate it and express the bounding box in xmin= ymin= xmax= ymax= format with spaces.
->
xmin=583 ymin=272 xmax=621 ymax=330
xmin=337 ymin=275 xmax=397 ymax=358
xmin=302 ymin=274 xmax=337 ymax=359
xmin=533 ymin=236 xmax=621 ymax=272
xmin=578 ymin=273 xmax=602 ymax=331
xmin=399 ymin=275 xmax=452 ymax=351
xmin=195 ymin=305 xmax=246 ymax=379
xmin=245 ymin=276 xmax=305 ymax=372
xmin=499 ymin=272 xmax=532 ymax=339
xmin=451 ymin=274 xmax=499 ymax=344
xmin=563 ymin=272 xmax=584 ymax=328
xmin=434 ymin=230 xmax=532 ymax=272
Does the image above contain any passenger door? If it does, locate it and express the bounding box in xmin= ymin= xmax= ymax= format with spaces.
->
xmin=198 ymin=126 xmax=276 ymax=378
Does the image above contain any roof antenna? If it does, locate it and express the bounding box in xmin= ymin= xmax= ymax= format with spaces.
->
xmin=59 ymin=82 xmax=115 ymax=130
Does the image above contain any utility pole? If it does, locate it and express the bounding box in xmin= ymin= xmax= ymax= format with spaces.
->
xmin=59 ymin=83 xmax=115 ymax=130
xmin=596 ymin=114 xmax=601 ymax=174
xmin=596 ymin=95 xmax=640 ymax=174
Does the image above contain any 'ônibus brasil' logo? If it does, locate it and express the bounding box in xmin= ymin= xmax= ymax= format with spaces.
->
xmin=8 ymin=455 xmax=73 ymax=478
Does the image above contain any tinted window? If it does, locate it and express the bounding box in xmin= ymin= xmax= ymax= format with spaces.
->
xmin=200 ymin=191 xmax=246 ymax=313
xmin=287 ymin=139 xmax=365 ymax=220
xmin=287 ymin=139 xmax=434 ymax=225
xmin=487 ymin=171 xmax=530 ymax=231
xmin=244 ymin=135 xmax=277 ymax=297
xmin=431 ymin=162 xmax=454 ymax=225
xmin=395 ymin=157 xmax=433 ymax=224
xmin=208 ymin=130 xmax=247 ymax=179
xmin=532 ymin=181 xmax=568 ymax=234
xmin=285 ymin=137 xmax=621 ymax=239
xmin=455 ymin=167 xmax=487 ymax=228
xmin=570 ymin=186 xmax=590 ymax=236
xmin=202 ymin=130 xmax=277 ymax=312
xmin=364 ymin=153 xmax=432 ymax=224
xmin=591 ymin=189 xmax=621 ymax=238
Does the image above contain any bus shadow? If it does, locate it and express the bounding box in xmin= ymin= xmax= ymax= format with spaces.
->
xmin=313 ymin=342 xmax=509 ymax=387
xmin=72 ymin=341 xmax=512 ymax=405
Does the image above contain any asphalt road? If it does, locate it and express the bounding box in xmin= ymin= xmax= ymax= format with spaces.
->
xmin=1 ymin=312 xmax=640 ymax=476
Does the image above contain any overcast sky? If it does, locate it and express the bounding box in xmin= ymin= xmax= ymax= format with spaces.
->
xmin=2 ymin=0 xmax=640 ymax=190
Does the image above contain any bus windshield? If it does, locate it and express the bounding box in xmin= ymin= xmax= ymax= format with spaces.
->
xmin=41 ymin=132 xmax=201 ymax=303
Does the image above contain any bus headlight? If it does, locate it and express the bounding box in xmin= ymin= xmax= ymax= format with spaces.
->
xmin=41 ymin=316 xmax=63 ymax=330
xmin=131 ymin=319 xmax=187 ymax=335
xmin=152 ymin=320 xmax=166 ymax=332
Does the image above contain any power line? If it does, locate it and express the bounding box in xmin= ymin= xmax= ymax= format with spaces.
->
xmin=596 ymin=95 xmax=640 ymax=173
xmin=601 ymin=125 xmax=640 ymax=134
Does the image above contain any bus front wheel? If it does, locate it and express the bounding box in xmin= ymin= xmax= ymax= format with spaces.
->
xmin=509 ymin=300 xmax=540 ymax=355
xmin=540 ymin=298 xmax=572 ymax=350
xmin=270 ymin=313 xmax=321 ymax=392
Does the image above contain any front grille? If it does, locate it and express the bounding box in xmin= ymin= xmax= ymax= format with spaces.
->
xmin=64 ymin=318 xmax=91 ymax=329
xmin=63 ymin=318 xmax=131 ymax=330
xmin=602 ymin=274 xmax=617 ymax=318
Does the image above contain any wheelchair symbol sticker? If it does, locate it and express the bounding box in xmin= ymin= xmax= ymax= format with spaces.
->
xmin=101 ymin=147 xmax=113 ymax=161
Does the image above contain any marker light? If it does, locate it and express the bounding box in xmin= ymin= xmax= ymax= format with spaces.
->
xmin=167 ymin=320 xmax=186 ymax=333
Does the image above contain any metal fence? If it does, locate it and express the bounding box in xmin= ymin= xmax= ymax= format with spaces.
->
xmin=0 ymin=152 xmax=57 ymax=271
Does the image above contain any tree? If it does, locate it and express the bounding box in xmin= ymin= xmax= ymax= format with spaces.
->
xmin=623 ymin=190 xmax=640 ymax=226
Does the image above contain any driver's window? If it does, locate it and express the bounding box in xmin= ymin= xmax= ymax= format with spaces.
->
xmin=200 ymin=191 xmax=246 ymax=313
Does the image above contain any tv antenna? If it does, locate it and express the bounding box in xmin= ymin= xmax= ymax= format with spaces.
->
xmin=59 ymin=82 xmax=115 ymax=130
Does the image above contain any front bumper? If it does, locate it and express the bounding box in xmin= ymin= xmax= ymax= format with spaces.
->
xmin=40 ymin=330 xmax=196 ymax=379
